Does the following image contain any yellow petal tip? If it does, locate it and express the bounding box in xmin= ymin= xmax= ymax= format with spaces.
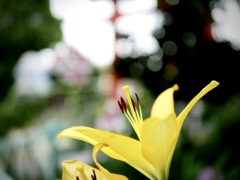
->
xmin=210 ymin=80 xmax=220 ymax=86
xmin=205 ymin=80 xmax=219 ymax=91
xmin=173 ymin=84 xmax=179 ymax=91
xmin=57 ymin=133 xmax=63 ymax=138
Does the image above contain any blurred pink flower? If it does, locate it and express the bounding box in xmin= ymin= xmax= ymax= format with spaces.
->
xmin=52 ymin=43 xmax=93 ymax=86
xmin=197 ymin=167 xmax=223 ymax=180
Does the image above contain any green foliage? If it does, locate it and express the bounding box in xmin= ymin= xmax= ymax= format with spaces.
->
xmin=0 ymin=90 xmax=48 ymax=136
xmin=0 ymin=0 xmax=62 ymax=101
xmin=168 ymin=95 xmax=240 ymax=179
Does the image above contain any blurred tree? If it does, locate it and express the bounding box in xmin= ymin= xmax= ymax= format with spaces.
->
xmin=0 ymin=0 xmax=61 ymax=101
xmin=0 ymin=0 xmax=61 ymax=135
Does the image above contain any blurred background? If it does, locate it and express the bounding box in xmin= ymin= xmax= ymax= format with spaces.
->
xmin=0 ymin=0 xmax=240 ymax=179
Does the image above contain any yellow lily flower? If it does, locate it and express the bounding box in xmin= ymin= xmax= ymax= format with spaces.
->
xmin=61 ymin=143 xmax=128 ymax=180
xmin=58 ymin=81 xmax=219 ymax=180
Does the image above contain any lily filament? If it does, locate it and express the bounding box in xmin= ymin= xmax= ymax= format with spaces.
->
xmin=118 ymin=86 xmax=143 ymax=139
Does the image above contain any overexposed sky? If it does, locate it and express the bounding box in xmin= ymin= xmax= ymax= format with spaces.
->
xmin=49 ymin=0 xmax=161 ymax=68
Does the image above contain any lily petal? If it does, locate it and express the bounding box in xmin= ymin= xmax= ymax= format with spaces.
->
xmin=177 ymin=80 xmax=219 ymax=125
xmin=58 ymin=127 xmax=156 ymax=179
xmin=151 ymin=85 xmax=179 ymax=120
xmin=93 ymin=143 xmax=128 ymax=180
xmin=62 ymin=159 xmax=108 ymax=180
xmin=141 ymin=114 xmax=178 ymax=180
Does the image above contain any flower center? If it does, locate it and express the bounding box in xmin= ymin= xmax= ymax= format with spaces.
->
xmin=76 ymin=169 xmax=97 ymax=180
xmin=118 ymin=85 xmax=143 ymax=139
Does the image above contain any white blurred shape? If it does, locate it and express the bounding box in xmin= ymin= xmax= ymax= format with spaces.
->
xmin=116 ymin=10 xmax=164 ymax=57
xmin=62 ymin=20 xmax=115 ymax=68
xmin=50 ymin=0 xmax=115 ymax=68
xmin=50 ymin=0 xmax=114 ymax=20
xmin=132 ymin=35 xmax=160 ymax=56
xmin=116 ymin=11 xmax=164 ymax=35
xmin=115 ymin=38 xmax=133 ymax=58
xmin=13 ymin=49 xmax=56 ymax=96
xmin=211 ymin=0 xmax=240 ymax=50
xmin=117 ymin=0 xmax=157 ymax=14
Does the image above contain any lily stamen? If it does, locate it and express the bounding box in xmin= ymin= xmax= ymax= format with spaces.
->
xmin=91 ymin=169 xmax=97 ymax=180
xmin=117 ymin=101 xmax=124 ymax=113
xmin=117 ymin=86 xmax=144 ymax=139
xmin=131 ymin=97 xmax=136 ymax=112
xmin=118 ymin=97 xmax=137 ymax=130
xmin=134 ymin=93 xmax=143 ymax=124
xmin=135 ymin=93 xmax=140 ymax=105
xmin=120 ymin=97 xmax=127 ymax=112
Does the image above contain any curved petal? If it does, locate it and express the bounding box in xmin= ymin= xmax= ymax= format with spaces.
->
xmin=93 ymin=143 xmax=128 ymax=180
xmin=141 ymin=114 xmax=179 ymax=180
xmin=177 ymin=80 xmax=219 ymax=125
xmin=58 ymin=127 xmax=156 ymax=179
xmin=151 ymin=84 xmax=179 ymax=120
xmin=61 ymin=159 xmax=108 ymax=180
